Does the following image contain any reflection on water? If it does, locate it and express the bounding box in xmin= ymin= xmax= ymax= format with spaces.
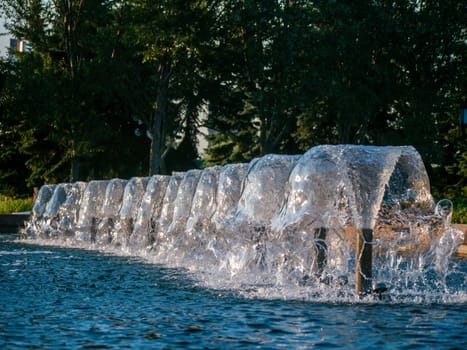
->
xmin=1 ymin=236 xmax=466 ymax=349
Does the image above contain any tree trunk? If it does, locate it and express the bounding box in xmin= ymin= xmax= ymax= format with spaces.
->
xmin=259 ymin=116 xmax=269 ymax=156
xmin=149 ymin=62 xmax=170 ymax=175
xmin=64 ymin=1 xmax=82 ymax=182
xmin=357 ymin=115 xmax=370 ymax=144
xmin=150 ymin=110 xmax=162 ymax=175
xmin=70 ymin=157 xmax=80 ymax=182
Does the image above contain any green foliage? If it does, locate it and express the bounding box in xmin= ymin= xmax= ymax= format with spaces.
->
xmin=204 ymin=0 xmax=306 ymax=162
xmin=445 ymin=151 xmax=467 ymax=197
xmin=0 ymin=195 xmax=33 ymax=214
xmin=1 ymin=0 xmax=150 ymax=188
xmin=0 ymin=0 xmax=465 ymax=202
xmin=452 ymin=197 xmax=467 ymax=224
xmin=129 ymin=0 xmax=216 ymax=174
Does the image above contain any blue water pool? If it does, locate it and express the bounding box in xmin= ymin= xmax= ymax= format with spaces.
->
xmin=1 ymin=235 xmax=466 ymax=349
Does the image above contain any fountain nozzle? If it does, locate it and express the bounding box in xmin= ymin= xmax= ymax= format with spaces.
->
xmin=372 ymin=282 xmax=388 ymax=300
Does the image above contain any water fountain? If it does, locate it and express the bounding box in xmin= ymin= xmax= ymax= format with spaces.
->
xmin=22 ymin=145 xmax=465 ymax=300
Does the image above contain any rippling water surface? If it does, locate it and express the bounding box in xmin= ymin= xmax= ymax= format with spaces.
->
xmin=1 ymin=234 xmax=466 ymax=349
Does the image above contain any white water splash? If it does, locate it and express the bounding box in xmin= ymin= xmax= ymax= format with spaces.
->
xmin=21 ymin=145 xmax=465 ymax=303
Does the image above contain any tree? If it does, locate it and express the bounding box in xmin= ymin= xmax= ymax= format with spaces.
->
xmin=0 ymin=0 xmax=465 ymax=200
xmin=130 ymin=0 xmax=215 ymax=174
xmin=204 ymin=0 xmax=315 ymax=165
xmin=293 ymin=1 xmax=465 ymax=157
xmin=0 ymin=60 xmax=31 ymax=195
xmin=0 ymin=0 xmax=149 ymax=187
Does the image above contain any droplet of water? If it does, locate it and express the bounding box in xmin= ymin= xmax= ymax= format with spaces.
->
xmin=435 ymin=199 xmax=453 ymax=227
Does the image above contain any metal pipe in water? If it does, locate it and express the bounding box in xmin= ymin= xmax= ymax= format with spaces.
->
xmin=355 ymin=228 xmax=373 ymax=295
xmin=314 ymin=227 xmax=327 ymax=275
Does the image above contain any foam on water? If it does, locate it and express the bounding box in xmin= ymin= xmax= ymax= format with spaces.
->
xmin=21 ymin=145 xmax=465 ymax=303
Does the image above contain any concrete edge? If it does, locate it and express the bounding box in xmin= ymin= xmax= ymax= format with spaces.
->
xmin=0 ymin=213 xmax=30 ymax=233
xmin=453 ymin=224 xmax=467 ymax=258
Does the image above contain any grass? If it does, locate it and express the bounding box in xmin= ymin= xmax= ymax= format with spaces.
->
xmin=0 ymin=195 xmax=34 ymax=214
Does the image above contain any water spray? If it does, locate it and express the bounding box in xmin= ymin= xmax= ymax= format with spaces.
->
xmin=21 ymin=145 xmax=465 ymax=302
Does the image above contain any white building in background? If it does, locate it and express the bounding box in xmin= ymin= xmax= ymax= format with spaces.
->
xmin=1 ymin=18 xmax=31 ymax=56
xmin=0 ymin=21 xmax=9 ymax=57
xmin=9 ymin=38 xmax=30 ymax=53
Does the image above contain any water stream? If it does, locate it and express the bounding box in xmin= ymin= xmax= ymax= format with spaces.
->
xmin=21 ymin=145 xmax=465 ymax=303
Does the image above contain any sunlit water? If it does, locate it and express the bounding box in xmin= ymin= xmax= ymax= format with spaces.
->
xmin=1 ymin=235 xmax=466 ymax=349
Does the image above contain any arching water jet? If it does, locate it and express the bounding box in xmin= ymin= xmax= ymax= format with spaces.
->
xmin=96 ymin=179 xmax=127 ymax=245
xmin=21 ymin=145 xmax=465 ymax=301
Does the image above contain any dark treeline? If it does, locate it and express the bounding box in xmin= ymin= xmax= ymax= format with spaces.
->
xmin=0 ymin=0 xmax=465 ymax=200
